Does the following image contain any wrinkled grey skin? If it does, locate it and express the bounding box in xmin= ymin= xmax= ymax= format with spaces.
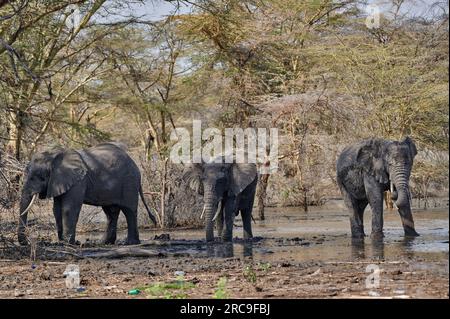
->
xmin=336 ymin=136 xmax=419 ymax=239
xmin=183 ymin=160 xmax=257 ymax=242
xmin=18 ymin=142 xmax=156 ymax=245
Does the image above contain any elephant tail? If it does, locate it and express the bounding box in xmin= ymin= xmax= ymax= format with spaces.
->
xmin=139 ymin=185 xmax=157 ymax=226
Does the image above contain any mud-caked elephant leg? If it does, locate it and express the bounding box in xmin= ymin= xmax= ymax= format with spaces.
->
xmin=121 ymin=206 xmax=140 ymax=245
xmin=53 ymin=197 xmax=63 ymax=241
xmin=364 ymin=176 xmax=384 ymax=239
xmin=102 ymin=205 xmax=120 ymax=244
xmin=342 ymin=187 xmax=367 ymax=238
xmin=222 ymin=199 xmax=237 ymax=242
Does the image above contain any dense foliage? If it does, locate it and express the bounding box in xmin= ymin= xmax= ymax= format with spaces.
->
xmin=1 ymin=0 xmax=448 ymax=225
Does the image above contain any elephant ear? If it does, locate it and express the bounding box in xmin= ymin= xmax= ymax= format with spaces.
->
xmin=401 ymin=136 xmax=418 ymax=159
xmin=229 ymin=163 xmax=257 ymax=196
xmin=182 ymin=164 xmax=204 ymax=195
xmin=356 ymin=139 xmax=389 ymax=184
xmin=47 ymin=150 xmax=86 ymax=198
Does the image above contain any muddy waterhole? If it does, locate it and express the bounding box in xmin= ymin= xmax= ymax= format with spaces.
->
xmin=1 ymin=201 xmax=448 ymax=299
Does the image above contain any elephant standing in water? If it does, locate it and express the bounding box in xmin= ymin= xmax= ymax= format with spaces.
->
xmin=182 ymin=159 xmax=257 ymax=242
xmin=18 ymin=142 xmax=157 ymax=245
xmin=336 ymin=137 xmax=419 ymax=239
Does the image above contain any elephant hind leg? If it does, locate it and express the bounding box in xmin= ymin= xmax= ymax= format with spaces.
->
xmin=102 ymin=205 xmax=120 ymax=244
xmin=121 ymin=206 xmax=140 ymax=245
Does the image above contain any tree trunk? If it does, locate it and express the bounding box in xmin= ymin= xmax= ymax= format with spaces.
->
xmin=159 ymin=157 xmax=169 ymax=229
xmin=256 ymin=173 xmax=269 ymax=221
xmin=6 ymin=109 xmax=23 ymax=160
xmin=302 ymin=187 xmax=308 ymax=213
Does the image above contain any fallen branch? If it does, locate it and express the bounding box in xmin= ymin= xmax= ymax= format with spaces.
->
xmin=81 ymin=247 xmax=166 ymax=259
xmin=324 ymin=261 xmax=407 ymax=265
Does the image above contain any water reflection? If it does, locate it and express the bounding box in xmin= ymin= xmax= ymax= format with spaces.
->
xmin=206 ymin=242 xmax=234 ymax=258
xmin=351 ymin=238 xmax=365 ymax=259
xmin=349 ymin=236 xmax=424 ymax=261
xmin=243 ymin=242 xmax=253 ymax=257
xmin=205 ymin=241 xmax=254 ymax=258
xmin=397 ymin=236 xmax=418 ymax=258
xmin=371 ymin=238 xmax=385 ymax=260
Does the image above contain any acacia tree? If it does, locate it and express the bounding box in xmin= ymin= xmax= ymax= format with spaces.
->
xmin=0 ymin=0 xmax=110 ymax=159
xmin=175 ymin=0 xmax=360 ymax=216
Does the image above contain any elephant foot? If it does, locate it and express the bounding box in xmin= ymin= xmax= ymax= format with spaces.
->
xmin=18 ymin=234 xmax=28 ymax=246
xmin=125 ymin=238 xmax=141 ymax=245
xmin=103 ymin=239 xmax=116 ymax=245
xmin=404 ymin=228 xmax=420 ymax=237
xmin=351 ymin=232 xmax=366 ymax=239
xmin=370 ymin=231 xmax=384 ymax=240
xmin=206 ymin=237 xmax=224 ymax=244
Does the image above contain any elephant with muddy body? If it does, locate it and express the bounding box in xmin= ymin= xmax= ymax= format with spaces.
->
xmin=18 ymin=142 xmax=156 ymax=245
xmin=182 ymin=159 xmax=258 ymax=242
xmin=336 ymin=137 xmax=419 ymax=239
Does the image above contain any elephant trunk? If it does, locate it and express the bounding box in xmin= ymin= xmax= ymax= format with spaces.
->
xmin=203 ymin=189 xmax=219 ymax=242
xmin=18 ymin=191 xmax=37 ymax=245
xmin=391 ymin=165 xmax=419 ymax=237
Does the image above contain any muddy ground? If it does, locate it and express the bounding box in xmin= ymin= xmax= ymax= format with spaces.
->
xmin=0 ymin=201 xmax=448 ymax=299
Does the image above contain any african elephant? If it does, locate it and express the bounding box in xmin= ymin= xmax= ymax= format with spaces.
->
xmin=336 ymin=136 xmax=419 ymax=239
xmin=18 ymin=142 xmax=156 ymax=245
xmin=182 ymin=159 xmax=258 ymax=242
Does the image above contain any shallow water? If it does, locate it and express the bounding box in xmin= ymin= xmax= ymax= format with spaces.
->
xmin=82 ymin=201 xmax=449 ymax=273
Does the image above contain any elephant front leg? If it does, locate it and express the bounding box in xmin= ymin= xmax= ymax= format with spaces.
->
xmin=102 ymin=206 xmax=120 ymax=244
xmin=60 ymin=182 xmax=85 ymax=245
xmin=364 ymin=176 xmax=384 ymax=239
xmin=241 ymin=209 xmax=253 ymax=240
xmin=216 ymin=200 xmax=224 ymax=238
xmin=222 ymin=199 xmax=237 ymax=242
xmin=53 ymin=197 xmax=63 ymax=241
xmin=60 ymin=198 xmax=83 ymax=245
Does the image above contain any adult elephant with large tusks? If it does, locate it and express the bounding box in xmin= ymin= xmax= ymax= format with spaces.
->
xmin=182 ymin=159 xmax=257 ymax=242
xmin=336 ymin=136 xmax=419 ymax=239
xmin=18 ymin=142 xmax=157 ymax=245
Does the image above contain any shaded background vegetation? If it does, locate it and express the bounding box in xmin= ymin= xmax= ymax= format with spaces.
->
xmin=0 ymin=0 xmax=448 ymax=234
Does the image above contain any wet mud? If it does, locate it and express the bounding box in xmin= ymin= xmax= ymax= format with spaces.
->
xmin=0 ymin=203 xmax=448 ymax=298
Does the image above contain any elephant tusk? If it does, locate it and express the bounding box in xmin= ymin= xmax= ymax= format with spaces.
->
xmin=21 ymin=194 xmax=37 ymax=216
xmin=200 ymin=205 xmax=206 ymax=219
xmin=212 ymin=201 xmax=223 ymax=222
xmin=212 ymin=210 xmax=221 ymax=222
xmin=390 ymin=181 xmax=398 ymax=209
